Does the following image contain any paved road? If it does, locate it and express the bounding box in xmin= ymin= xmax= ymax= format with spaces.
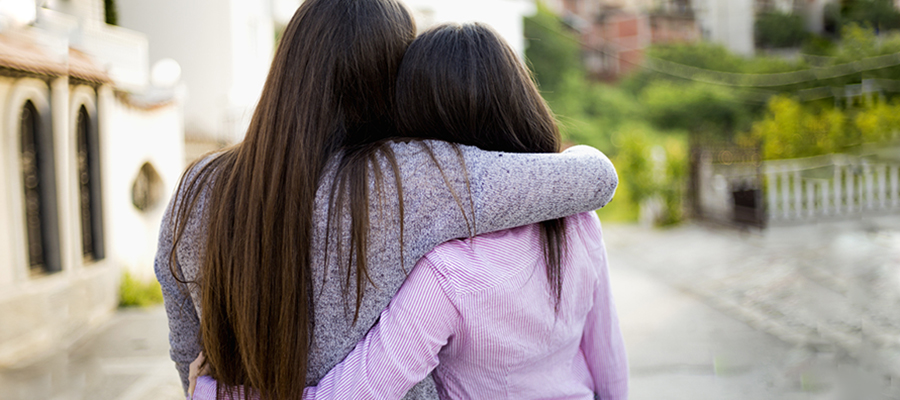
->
xmin=6 ymin=218 xmax=896 ymax=399
xmin=604 ymin=216 xmax=900 ymax=399
xmin=609 ymin=261 xmax=870 ymax=400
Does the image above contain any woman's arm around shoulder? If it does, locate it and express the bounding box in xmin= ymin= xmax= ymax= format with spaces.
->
xmin=460 ymin=143 xmax=617 ymax=233
xmin=390 ymin=140 xmax=617 ymax=238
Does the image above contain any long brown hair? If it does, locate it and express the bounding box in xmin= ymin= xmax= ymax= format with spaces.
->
xmin=395 ymin=23 xmax=568 ymax=307
xmin=168 ymin=0 xmax=415 ymax=399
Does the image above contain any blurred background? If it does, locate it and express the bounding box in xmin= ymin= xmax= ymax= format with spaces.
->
xmin=0 ymin=0 xmax=897 ymax=399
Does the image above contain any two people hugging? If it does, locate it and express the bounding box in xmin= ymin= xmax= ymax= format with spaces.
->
xmin=155 ymin=0 xmax=627 ymax=399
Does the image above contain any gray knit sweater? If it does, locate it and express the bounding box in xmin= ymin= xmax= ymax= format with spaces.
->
xmin=154 ymin=140 xmax=618 ymax=399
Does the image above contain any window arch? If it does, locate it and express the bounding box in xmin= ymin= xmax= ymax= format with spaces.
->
xmin=132 ymin=162 xmax=163 ymax=212
xmin=19 ymin=100 xmax=61 ymax=275
xmin=75 ymin=104 xmax=104 ymax=261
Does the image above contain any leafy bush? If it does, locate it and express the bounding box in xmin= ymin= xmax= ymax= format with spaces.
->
xmin=835 ymin=23 xmax=879 ymax=62
xmin=745 ymin=96 xmax=849 ymax=159
xmin=854 ymin=100 xmax=900 ymax=142
xmin=119 ymin=270 xmax=164 ymax=308
xmin=756 ymin=12 xmax=808 ymax=48
xmin=611 ymin=124 xmax=687 ymax=225
xmin=801 ymin=35 xmax=837 ymax=56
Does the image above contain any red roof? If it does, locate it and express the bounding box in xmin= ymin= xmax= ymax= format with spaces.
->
xmin=0 ymin=32 xmax=110 ymax=84
xmin=68 ymin=48 xmax=110 ymax=84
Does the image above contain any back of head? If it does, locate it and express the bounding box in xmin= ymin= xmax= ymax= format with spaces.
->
xmin=177 ymin=0 xmax=416 ymax=399
xmin=395 ymin=22 xmax=559 ymax=154
xmin=394 ymin=22 xmax=569 ymax=310
xmin=255 ymin=0 xmax=416 ymax=151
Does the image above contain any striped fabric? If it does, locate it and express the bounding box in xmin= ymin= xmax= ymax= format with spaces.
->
xmin=193 ymin=212 xmax=628 ymax=399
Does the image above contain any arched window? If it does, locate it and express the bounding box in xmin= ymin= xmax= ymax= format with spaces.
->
xmin=132 ymin=162 xmax=163 ymax=212
xmin=76 ymin=105 xmax=104 ymax=261
xmin=20 ymin=100 xmax=61 ymax=275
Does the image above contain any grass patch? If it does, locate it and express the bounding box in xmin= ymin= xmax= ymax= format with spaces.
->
xmin=119 ymin=270 xmax=164 ymax=308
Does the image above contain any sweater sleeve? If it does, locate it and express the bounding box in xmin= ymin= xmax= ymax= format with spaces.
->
xmin=154 ymin=202 xmax=202 ymax=394
xmin=464 ymin=144 xmax=617 ymax=234
xmin=155 ymin=155 xmax=216 ymax=395
xmin=391 ymin=141 xmax=617 ymax=249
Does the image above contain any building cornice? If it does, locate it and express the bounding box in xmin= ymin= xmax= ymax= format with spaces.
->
xmin=0 ymin=31 xmax=111 ymax=84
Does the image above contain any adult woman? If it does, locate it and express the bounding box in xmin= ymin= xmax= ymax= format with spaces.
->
xmin=192 ymin=22 xmax=628 ymax=400
xmin=155 ymin=1 xmax=617 ymax=399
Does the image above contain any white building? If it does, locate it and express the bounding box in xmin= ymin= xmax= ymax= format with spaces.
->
xmin=405 ymin=0 xmax=537 ymax=57
xmin=692 ymin=0 xmax=755 ymax=56
xmin=0 ymin=0 xmax=183 ymax=396
xmin=116 ymin=0 xmax=276 ymax=158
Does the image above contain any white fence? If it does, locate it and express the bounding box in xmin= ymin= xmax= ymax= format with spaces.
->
xmin=764 ymin=154 xmax=900 ymax=223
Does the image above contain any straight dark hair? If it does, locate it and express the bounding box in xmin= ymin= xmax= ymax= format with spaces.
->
xmin=167 ymin=0 xmax=415 ymax=399
xmin=395 ymin=23 xmax=568 ymax=307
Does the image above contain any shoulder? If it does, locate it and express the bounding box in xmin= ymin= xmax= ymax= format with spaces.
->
xmin=383 ymin=139 xmax=509 ymax=168
xmin=567 ymin=212 xmax=604 ymax=242
xmin=564 ymin=212 xmax=608 ymax=283
xmin=167 ymin=152 xmax=228 ymax=219
xmin=159 ymin=153 xmax=224 ymax=270
xmin=422 ymin=224 xmax=543 ymax=295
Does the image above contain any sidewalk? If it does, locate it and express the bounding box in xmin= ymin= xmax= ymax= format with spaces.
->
xmin=0 ymin=306 xmax=187 ymax=400
xmin=70 ymin=306 xmax=185 ymax=400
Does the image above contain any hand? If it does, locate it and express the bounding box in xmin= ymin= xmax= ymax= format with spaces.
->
xmin=188 ymin=351 xmax=209 ymax=397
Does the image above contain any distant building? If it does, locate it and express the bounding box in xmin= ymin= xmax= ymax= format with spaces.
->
xmin=585 ymin=10 xmax=652 ymax=79
xmin=0 ymin=0 xmax=182 ymax=395
xmin=543 ymin=0 xmax=701 ymax=80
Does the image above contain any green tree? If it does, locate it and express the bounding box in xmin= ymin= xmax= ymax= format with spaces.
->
xmin=524 ymin=4 xmax=583 ymax=95
xmin=747 ymin=96 xmax=851 ymax=159
xmin=845 ymin=0 xmax=900 ymax=32
xmin=641 ymin=81 xmax=750 ymax=139
xmin=755 ymin=11 xmax=808 ymax=48
xmin=643 ymin=42 xmax=807 ymax=74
